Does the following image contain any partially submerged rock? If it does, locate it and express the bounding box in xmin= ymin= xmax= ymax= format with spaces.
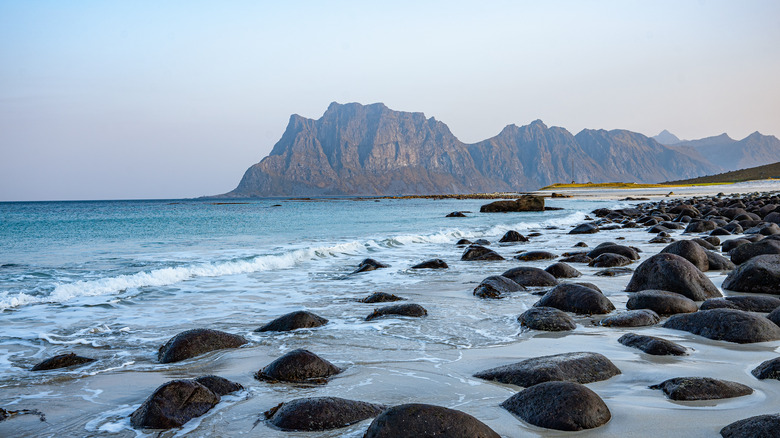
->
xmin=730 ymin=239 xmax=780 ymax=265
xmin=545 ymin=262 xmax=581 ymax=278
xmin=618 ymin=333 xmax=687 ymax=356
xmin=352 ymin=258 xmax=389 ymax=274
xmin=193 ymin=375 xmax=243 ymax=396
xmin=569 ymin=223 xmax=599 ymax=234
xmin=499 ymin=230 xmax=528 ymax=242
xmin=518 ymin=307 xmax=576 ymax=331
xmin=360 ymin=292 xmax=405 ymax=303
xmin=365 ymin=303 xmax=427 ymax=321
xmin=663 ymin=309 xmax=780 ymax=343
xmin=514 ymin=250 xmax=556 ymax=261
xmin=157 ymin=329 xmax=247 ymax=364
xmin=474 ymin=352 xmax=620 ymax=387
xmin=700 ymin=296 xmax=780 ymax=312
xmin=649 ymin=377 xmax=753 ymax=401
xmin=625 ymin=253 xmax=722 ymax=301
xmin=31 ymin=352 xmax=95 ymax=371
xmin=410 ymin=259 xmax=449 ymax=269
xmin=501 ymin=267 xmax=558 ymax=287
xmin=461 ymin=244 xmax=504 ymax=261
xmin=256 ymin=349 xmax=341 ymax=383
xmin=660 ymin=240 xmax=709 ymax=271
xmin=588 ymin=253 xmax=632 ymax=268
xmin=751 ymin=357 xmax=780 ymax=380
xmin=600 ymin=309 xmax=660 ymax=327
xmin=364 ymin=403 xmax=500 ymax=438
xmin=501 ymin=381 xmax=611 ymax=431
xmin=587 ymin=244 xmax=640 ymax=260
xmin=255 ymin=311 xmax=328 ymax=332
xmin=130 ymin=378 xmax=238 ymax=429
xmin=626 ymin=290 xmax=698 ymax=315
xmin=535 ymin=283 xmax=615 ymax=315
xmin=473 ymin=275 xmax=525 ymax=299
xmin=264 ymin=397 xmax=385 ymax=431
xmin=721 ymin=414 xmax=780 ymax=438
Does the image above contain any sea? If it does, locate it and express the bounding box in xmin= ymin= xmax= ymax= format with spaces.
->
xmin=1 ymin=195 xmax=778 ymax=437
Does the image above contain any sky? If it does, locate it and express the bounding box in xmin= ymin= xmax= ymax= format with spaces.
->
xmin=1 ymin=1 xmax=779 ymax=201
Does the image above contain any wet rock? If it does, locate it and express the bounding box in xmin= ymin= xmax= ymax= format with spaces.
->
xmin=706 ymin=251 xmax=736 ymax=271
xmin=626 ymin=290 xmax=698 ymax=315
xmin=473 ymin=275 xmax=525 ymax=299
xmin=722 ymin=223 xmax=745 ymax=235
xmin=594 ymin=267 xmax=634 ymax=277
xmin=746 ymin=223 xmax=780 ymax=235
xmin=366 ymin=303 xmax=427 ymax=321
xmin=600 ymin=309 xmax=660 ymax=327
xmin=684 ymin=220 xmax=717 ymax=233
xmin=625 ymin=253 xmax=722 ymax=301
xmin=256 ymin=349 xmax=341 ymax=383
xmin=576 ymin=282 xmax=602 ymax=293
xmin=501 ymin=267 xmax=558 ymax=287
xmin=649 ymin=235 xmax=674 ymax=244
xmin=518 ymin=307 xmax=576 ymax=331
xmin=587 ymin=244 xmax=639 ymax=260
xmin=130 ymin=379 xmax=221 ymax=429
xmin=574 ymin=242 xmax=589 ymax=247
xmin=264 ymin=397 xmax=385 ymax=431
xmin=446 ymin=211 xmax=467 ymax=217
xmin=255 ymin=311 xmax=328 ymax=332
xmin=352 ymin=258 xmax=389 ymax=274
xmin=751 ymin=357 xmax=780 ymax=381
xmin=364 ymin=403 xmax=500 ymax=438
xmin=455 ymin=238 xmax=472 ymax=246
xmin=722 ymin=238 xmax=750 ymax=253
xmin=500 ymin=381 xmax=611 ymax=431
xmin=701 ymin=296 xmax=780 ymax=312
xmin=545 ymin=262 xmax=582 ymax=278
xmin=720 ymin=414 xmax=780 ymax=438
xmin=157 ymin=329 xmax=247 ymax=364
xmin=660 ymin=240 xmax=709 ymax=271
xmin=514 ymin=250 xmax=556 ymax=261
xmin=588 ymin=253 xmax=632 ymax=268
xmin=499 ymin=230 xmax=528 ymax=242
xmin=474 ymin=238 xmax=491 ymax=245
xmin=535 ymin=283 xmax=615 ymax=314
xmin=692 ymin=237 xmax=719 ymax=250
xmin=360 ymin=292 xmax=405 ymax=303
xmin=618 ymin=333 xmax=687 ymax=356
xmin=711 ymin=227 xmax=732 ymax=236
xmin=569 ymin=223 xmax=599 ymax=234
xmin=461 ymin=244 xmax=504 ymax=261
xmin=480 ymin=195 xmax=544 ymax=213
xmin=722 ymin=254 xmax=780 ymax=294
xmin=769 ymin=307 xmax=780 ymax=326
xmin=560 ymin=253 xmax=593 ymax=264
xmin=193 ymin=375 xmax=243 ymax=396
xmin=474 ymin=352 xmax=620 ymax=387
xmin=730 ymin=239 xmax=780 ymax=265
xmin=31 ymin=353 xmax=95 ymax=371
xmin=649 ymin=377 xmax=752 ymax=401
xmin=410 ymin=259 xmax=448 ymax=269
xmin=663 ymin=309 xmax=780 ymax=343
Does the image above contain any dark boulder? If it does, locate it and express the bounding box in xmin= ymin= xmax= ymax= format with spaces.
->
xmin=722 ymin=238 xmax=751 ymax=253
xmin=455 ymin=238 xmax=472 ymax=246
xmin=193 ymin=375 xmax=243 ymax=396
xmin=364 ymin=403 xmax=500 ymax=438
xmin=352 ymin=258 xmax=389 ymax=274
xmin=500 ymin=381 xmax=610 ymax=431
xmin=474 ymin=238 xmax=491 ymax=245
xmin=730 ymin=239 xmax=780 ymax=265
xmin=514 ymin=250 xmax=556 ymax=261
xmin=499 ymin=230 xmax=528 ymax=242
xmin=255 ymin=311 xmax=328 ymax=332
xmin=721 ymin=414 xmax=780 ymax=438
xmin=594 ymin=267 xmax=634 ymax=277
xmin=684 ymin=220 xmax=717 ymax=233
xmin=256 ymin=349 xmax=341 ymax=383
xmin=461 ymin=245 xmax=504 ymax=261
xmin=157 ymin=329 xmax=247 ymax=364
xmin=660 ymin=240 xmax=709 ymax=271
xmin=473 ymin=275 xmax=525 ymax=299
xmin=722 ymin=254 xmax=780 ymax=294
xmin=701 ymin=296 xmax=780 ymax=312
xmin=649 ymin=235 xmax=674 ymax=244
xmin=360 ymin=292 xmax=404 ymax=303
xmin=535 ymin=283 xmax=615 ymax=315
xmin=474 ymin=352 xmax=620 ymax=387
xmin=722 ymin=223 xmax=745 ymax=235
xmin=569 ymin=223 xmax=599 ymax=234
xmin=366 ymin=303 xmax=427 ymax=321
xmin=692 ymin=237 xmax=719 ymax=250
xmin=446 ymin=211 xmax=467 ymax=217
xmin=618 ymin=333 xmax=687 ymax=356
xmin=410 ymin=259 xmax=449 ymax=269
xmin=31 ymin=353 xmax=95 ymax=371
xmin=588 ymin=253 xmax=632 ymax=268
xmin=751 ymin=357 xmax=780 ymax=380
xmin=130 ymin=379 xmax=221 ymax=429
xmin=264 ymin=397 xmax=385 ymax=431
xmin=625 ymin=253 xmax=722 ymax=301
xmin=770 ymin=307 xmax=780 ymax=326
xmin=560 ymin=253 xmax=593 ymax=264
xmin=518 ymin=307 xmax=576 ymax=331
xmin=600 ymin=309 xmax=660 ymax=327
xmin=649 ymin=377 xmax=752 ymax=401
xmin=501 ymin=267 xmax=558 ymax=287
xmin=587 ymin=244 xmax=639 ymax=260
xmin=711 ymin=227 xmax=732 ymax=236
xmin=480 ymin=195 xmax=544 ymax=213
xmin=706 ymin=251 xmax=736 ymax=271
xmin=663 ymin=309 xmax=780 ymax=343
xmin=545 ymin=262 xmax=582 ymax=278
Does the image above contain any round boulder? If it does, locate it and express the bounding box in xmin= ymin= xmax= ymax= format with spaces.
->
xmin=600 ymin=309 xmax=660 ymax=327
xmin=501 ymin=267 xmax=558 ymax=287
xmin=366 ymin=303 xmax=427 ymax=321
xmin=31 ymin=353 xmax=95 ymax=371
xmin=352 ymin=258 xmax=389 ymax=274
xmin=264 ymin=397 xmax=385 ymax=431
xmin=499 ymin=230 xmax=528 ymax=242
xmin=461 ymin=245 xmax=505 ymax=261
xmin=663 ymin=308 xmax=780 ymax=343
xmin=518 ymin=307 xmax=576 ymax=331
xmin=625 ymin=253 xmax=722 ymax=301
xmin=410 ymin=259 xmax=449 ymax=269
xmin=569 ymin=223 xmax=599 ymax=234
xmin=360 ymin=292 xmax=405 ymax=303
xmin=130 ymin=379 xmax=221 ymax=429
xmin=545 ymin=262 xmax=581 ymax=278
xmin=157 ymin=329 xmax=247 ymax=364
xmin=500 ymin=381 xmax=610 ymax=431
xmin=700 ymin=296 xmax=780 ymax=312
xmin=473 ymin=352 xmax=621 ymax=387
xmin=535 ymin=283 xmax=615 ymax=315
xmin=364 ymin=403 xmax=500 ymax=438
xmin=730 ymin=239 xmax=780 ymax=265
xmin=255 ymin=311 xmax=328 ymax=332
xmin=514 ymin=250 xmax=556 ymax=261
xmin=721 ymin=414 xmax=780 ymax=438
xmin=588 ymin=253 xmax=632 ymax=268
xmin=618 ymin=333 xmax=687 ymax=356
xmin=649 ymin=377 xmax=752 ymax=401
xmin=722 ymin=254 xmax=780 ymax=294
xmin=660 ymin=240 xmax=709 ymax=271
xmin=256 ymin=349 xmax=341 ymax=383
xmin=587 ymin=244 xmax=639 ymax=260
xmin=473 ymin=275 xmax=525 ymax=299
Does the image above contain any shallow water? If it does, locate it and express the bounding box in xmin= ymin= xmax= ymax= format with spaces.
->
xmin=1 ymin=196 xmax=778 ymax=437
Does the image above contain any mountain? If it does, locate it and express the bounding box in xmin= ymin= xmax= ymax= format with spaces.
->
xmin=652 ymin=129 xmax=681 ymax=145
xmin=666 ymin=161 xmax=780 ymax=185
xmin=221 ymin=102 xmax=726 ymax=197
xmin=669 ymin=132 xmax=780 ymax=171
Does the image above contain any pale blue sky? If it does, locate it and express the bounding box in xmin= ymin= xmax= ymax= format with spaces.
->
xmin=1 ymin=1 xmax=779 ymax=201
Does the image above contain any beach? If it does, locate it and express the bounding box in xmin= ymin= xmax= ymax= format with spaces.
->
xmin=1 ymin=180 xmax=780 ymax=437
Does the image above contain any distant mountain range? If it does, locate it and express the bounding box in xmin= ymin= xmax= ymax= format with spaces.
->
xmin=219 ymin=102 xmax=780 ymax=197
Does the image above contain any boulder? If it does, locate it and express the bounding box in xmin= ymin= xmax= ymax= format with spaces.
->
xmin=684 ymin=220 xmax=717 ymax=233
xmin=588 ymin=253 xmax=632 ymax=268
xmin=545 ymin=262 xmax=582 ymax=278
xmin=499 ymin=230 xmax=528 ymax=242
xmin=364 ymin=403 xmax=500 ymax=438
xmin=360 ymin=292 xmax=404 ymax=303
xmin=480 ymin=195 xmax=544 ymax=213
xmin=410 ymin=259 xmax=449 ymax=269
xmin=660 ymin=240 xmax=709 ymax=271
xmin=587 ymin=245 xmax=639 ymax=260
xmin=473 ymin=352 xmax=620 ymax=387
xmin=649 ymin=235 xmax=674 ymax=244
xmin=560 ymin=253 xmax=593 ymax=264
xmin=255 ymin=311 xmax=328 ymax=332
xmin=722 ymin=238 xmax=751 ymax=253
xmin=501 ymin=267 xmax=558 ymax=287
xmin=618 ymin=333 xmax=687 ymax=356
xmin=474 ymin=239 xmax=491 ymax=245
xmin=722 ymin=254 xmax=780 ymax=294
xmin=730 ymin=239 xmax=780 ymax=265
xmin=265 ymin=397 xmax=385 ymax=431
xmin=31 ymin=353 xmax=95 ymax=371
xmin=535 ymin=283 xmax=615 ymax=315
xmin=193 ymin=375 xmax=243 ymax=396
xmin=649 ymin=377 xmax=753 ymax=401
xmin=500 ymin=381 xmax=611 ymax=431
xmin=514 ymin=250 xmax=556 ymax=261
xmin=366 ymin=303 xmax=427 ymax=321
xmin=595 ymin=267 xmax=634 ymax=277
xmin=706 ymin=251 xmax=736 ymax=271
xmin=446 ymin=211 xmax=467 ymax=217
xmin=600 ymin=309 xmax=660 ymax=327
xmin=769 ymin=307 xmax=780 ymax=326
xmin=473 ymin=275 xmax=525 ymax=299
xmin=461 ymin=245 xmax=504 ymax=261
xmin=721 ymin=414 xmax=780 ymax=438
xmin=157 ymin=329 xmax=247 ymax=364
xmin=130 ymin=379 xmax=222 ymax=429
xmin=569 ymin=223 xmax=599 ymax=234
xmin=626 ymin=290 xmax=698 ymax=315
xmin=518 ymin=307 xmax=576 ymax=331
xmin=256 ymin=349 xmax=341 ymax=383
xmin=455 ymin=238 xmax=472 ymax=246
xmin=692 ymin=237 xmax=719 ymax=250
xmin=625 ymin=253 xmax=722 ymax=301
xmin=663 ymin=309 xmax=780 ymax=343
xmin=700 ymin=296 xmax=780 ymax=312
xmin=352 ymin=258 xmax=389 ymax=274
xmin=751 ymin=357 xmax=780 ymax=380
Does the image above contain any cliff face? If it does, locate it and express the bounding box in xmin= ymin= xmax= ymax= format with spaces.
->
xmin=224 ymin=102 xmax=727 ymax=197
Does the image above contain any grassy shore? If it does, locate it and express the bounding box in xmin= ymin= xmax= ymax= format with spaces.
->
xmin=539 ymin=181 xmax=733 ymax=190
